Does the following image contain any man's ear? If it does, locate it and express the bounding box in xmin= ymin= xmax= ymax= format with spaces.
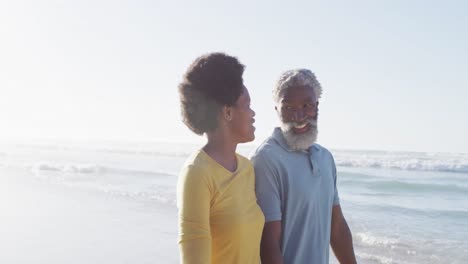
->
xmin=275 ymin=104 xmax=282 ymax=119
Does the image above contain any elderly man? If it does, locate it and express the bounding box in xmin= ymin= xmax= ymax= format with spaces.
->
xmin=251 ymin=69 xmax=356 ymax=264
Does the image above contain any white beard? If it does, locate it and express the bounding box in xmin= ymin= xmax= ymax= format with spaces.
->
xmin=280 ymin=120 xmax=318 ymax=151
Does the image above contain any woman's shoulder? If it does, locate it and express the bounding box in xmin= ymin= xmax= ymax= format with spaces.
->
xmin=235 ymin=153 xmax=255 ymax=172
xmin=180 ymin=150 xmax=211 ymax=178
xmin=235 ymin=153 xmax=250 ymax=163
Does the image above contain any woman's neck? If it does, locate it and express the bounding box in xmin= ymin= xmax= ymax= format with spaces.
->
xmin=203 ymin=133 xmax=238 ymax=172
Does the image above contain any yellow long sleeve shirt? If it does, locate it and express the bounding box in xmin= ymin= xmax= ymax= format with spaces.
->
xmin=177 ymin=150 xmax=264 ymax=264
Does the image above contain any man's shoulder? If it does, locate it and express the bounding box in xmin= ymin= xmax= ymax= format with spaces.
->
xmin=313 ymin=143 xmax=334 ymax=159
xmin=251 ymin=136 xmax=284 ymax=161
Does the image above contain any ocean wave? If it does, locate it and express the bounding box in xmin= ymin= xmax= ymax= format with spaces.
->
xmin=362 ymin=203 xmax=468 ymax=221
xmin=353 ymin=233 xmax=414 ymax=264
xmin=32 ymin=171 xmax=177 ymax=206
xmin=339 ymin=170 xmax=468 ymax=195
xmin=94 ymin=148 xmax=191 ymax=158
xmin=357 ymin=253 xmax=396 ymax=264
xmin=10 ymin=142 xmax=194 ymax=158
xmin=32 ymin=162 xmax=103 ymax=174
xmin=8 ymin=141 xmax=468 ymax=174
xmin=364 ymin=180 xmax=468 ymax=195
xmin=356 ymin=232 xmax=401 ymax=247
xmin=99 ymin=187 xmax=176 ymax=205
xmin=334 ymin=150 xmax=468 ymax=173
xmin=31 ymin=162 xmax=176 ymax=177
xmin=352 ymin=230 xmax=468 ymax=264
xmin=31 ymin=163 xmax=178 ymax=206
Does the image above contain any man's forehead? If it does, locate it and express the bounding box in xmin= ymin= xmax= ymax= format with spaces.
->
xmin=280 ymin=85 xmax=317 ymax=101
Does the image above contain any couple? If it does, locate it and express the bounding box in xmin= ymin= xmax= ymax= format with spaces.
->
xmin=177 ymin=53 xmax=356 ymax=264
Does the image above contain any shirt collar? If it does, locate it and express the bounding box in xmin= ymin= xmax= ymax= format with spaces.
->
xmin=272 ymin=127 xmax=320 ymax=153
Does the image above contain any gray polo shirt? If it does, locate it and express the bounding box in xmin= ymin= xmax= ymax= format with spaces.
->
xmin=251 ymin=127 xmax=340 ymax=264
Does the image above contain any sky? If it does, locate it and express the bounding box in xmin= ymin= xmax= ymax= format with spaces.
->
xmin=1 ymin=0 xmax=467 ymax=153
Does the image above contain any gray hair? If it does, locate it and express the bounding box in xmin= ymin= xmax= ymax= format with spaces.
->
xmin=273 ymin=69 xmax=322 ymax=103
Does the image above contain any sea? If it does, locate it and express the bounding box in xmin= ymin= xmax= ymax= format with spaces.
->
xmin=1 ymin=140 xmax=467 ymax=264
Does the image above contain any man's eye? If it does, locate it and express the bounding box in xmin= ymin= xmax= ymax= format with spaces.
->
xmin=304 ymin=103 xmax=317 ymax=109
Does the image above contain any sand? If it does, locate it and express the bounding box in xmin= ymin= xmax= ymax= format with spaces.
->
xmin=0 ymin=167 xmax=179 ymax=264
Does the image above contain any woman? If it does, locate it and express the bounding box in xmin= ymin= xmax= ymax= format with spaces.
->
xmin=177 ymin=52 xmax=265 ymax=264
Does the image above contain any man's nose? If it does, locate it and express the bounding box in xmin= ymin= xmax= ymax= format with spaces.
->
xmin=292 ymin=110 xmax=306 ymax=122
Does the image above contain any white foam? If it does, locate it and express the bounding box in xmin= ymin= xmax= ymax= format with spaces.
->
xmin=30 ymin=161 xmax=177 ymax=206
xmin=30 ymin=161 xmax=175 ymax=177
xmin=356 ymin=232 xmax=400 ymax=247
xmin=357 ymin=253 xmax=395 ymax=264
xmin=333 ymin=150 xmax=468 ymax=173
xmin=32 ymin=162 xmax=64 ymax=172
xmin=32 ymin=162 xmax=103 ymax=174
xmin=99 ymin=187 xmax=176 ymax=206
xmin=10 ymin=141 xmax=468 ymax=173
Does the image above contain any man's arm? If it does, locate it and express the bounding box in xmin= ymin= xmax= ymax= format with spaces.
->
xmin=260 ymin=221 xmax=284 ymax=264
xmin=330 ymin=205 xmax=357 ymax=264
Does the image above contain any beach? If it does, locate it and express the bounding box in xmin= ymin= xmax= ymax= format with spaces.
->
xmin=1 ymin=140 xmax=467 ymax=264
xmin=0 ymin=166 xmax=178 ymax=264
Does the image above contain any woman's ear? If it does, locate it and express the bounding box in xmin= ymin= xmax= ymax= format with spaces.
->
xmin=223 ymin=106 xmax=233 ymax=121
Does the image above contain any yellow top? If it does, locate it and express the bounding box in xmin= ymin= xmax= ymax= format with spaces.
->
xmin=177 ymin=150 xmax=265 ymax=264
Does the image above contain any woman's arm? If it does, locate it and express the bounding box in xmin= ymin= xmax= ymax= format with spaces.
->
xmin=177 ymin=166 xmax=211 ymax=264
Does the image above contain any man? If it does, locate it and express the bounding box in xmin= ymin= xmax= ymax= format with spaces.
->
xmin=251 ymin=69 xmax=356 ymax=264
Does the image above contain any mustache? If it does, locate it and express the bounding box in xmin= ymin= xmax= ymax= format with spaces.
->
xmin=283 ymin=119 xmax=317 ymax=130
